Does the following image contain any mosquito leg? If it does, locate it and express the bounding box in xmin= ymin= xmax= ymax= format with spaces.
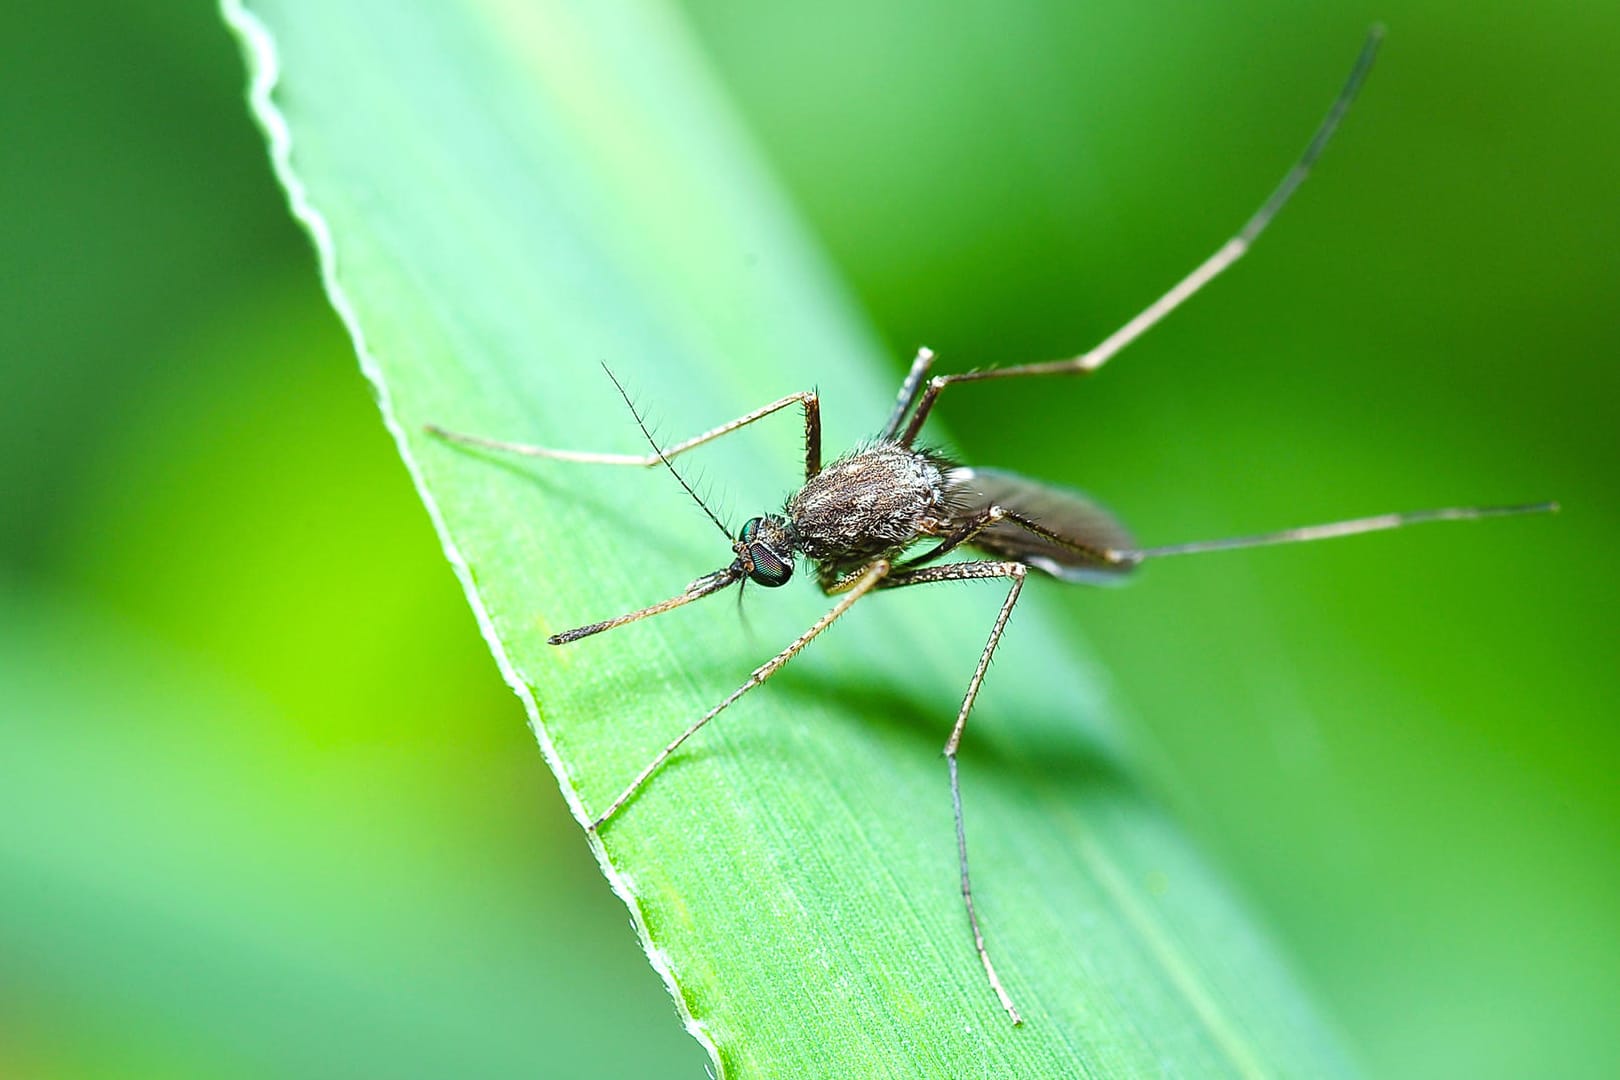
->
xmin=427 ymin=389 xmax=821 ymax=471
xmin=884 ymin=559 xmax=1029 ymax=1024
xmin=897 ymin=28 xmax=1384 ymax=447
xmin=880 ymin=346 xmax=937 ymax=441
xmin=1124 ymin=500 xmax=1560 ymax=563
xmin=997 ymin=508 xmax=1135 ymax=571
xmin=894 ymin=506 xmax=1007 ymax=571
xmin=800 ymin=388 xmax=823 ymax=479
xmin=897 ymin=505 xmax=1133 ymax=578
xmin=589 ymin=559 xmax=890 ymax=831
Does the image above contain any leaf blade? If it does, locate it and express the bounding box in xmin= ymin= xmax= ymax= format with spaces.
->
xmin=226 ymin=0 xmax=1359 ymax=1074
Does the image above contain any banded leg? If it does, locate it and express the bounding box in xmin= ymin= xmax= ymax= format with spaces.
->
xmin=589 ymin=559 xmax=890 ymax=830
xmin=896 ymin=29 xmax=1383 ymax=447
xmin=882 ymin=559 xmax=1030 ymax=1024
xmin=429 ymin=388 xmax=824 ymax=479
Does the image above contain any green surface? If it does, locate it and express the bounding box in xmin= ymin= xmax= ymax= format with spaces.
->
xmin=225 ymin=1 xmax=1363 ymax=1075
xmin=2 ymin=1 xmax=1614 ymax=1078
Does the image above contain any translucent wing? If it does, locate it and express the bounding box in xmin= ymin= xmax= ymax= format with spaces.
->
xmin=945 ymin=466 xmax=1137 ymax=585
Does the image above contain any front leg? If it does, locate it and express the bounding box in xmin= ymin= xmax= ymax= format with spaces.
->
xmin=590 ymin=559 xmax=889 ymax=829
xmin=427 ymin=388 xmax=821 ymax=473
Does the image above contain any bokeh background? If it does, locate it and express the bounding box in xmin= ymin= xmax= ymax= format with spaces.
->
xmin=2 ymin=2 xmax=1614 ymax=1078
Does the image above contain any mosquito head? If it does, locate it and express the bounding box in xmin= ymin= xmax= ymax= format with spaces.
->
xmin=733 ymin=514 xmax=797 ymax=587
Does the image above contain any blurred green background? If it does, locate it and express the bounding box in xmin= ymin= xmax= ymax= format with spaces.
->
xmin=2 ymin=2 xmax=1613 ymax=1078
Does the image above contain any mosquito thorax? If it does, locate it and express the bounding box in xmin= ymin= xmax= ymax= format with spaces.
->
xmin=735 ymin=514 xmax=796 ymax=587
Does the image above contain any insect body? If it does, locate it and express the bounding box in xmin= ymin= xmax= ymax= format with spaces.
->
xmin=780 ymin=443 xmax=1135 ymax=589
xmin=427 ymin=27 xmax=1554 ymax=1024
xmin=789 ymin=442 xmax=959 ymax=580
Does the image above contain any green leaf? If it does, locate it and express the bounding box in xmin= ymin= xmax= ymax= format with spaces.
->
xmin=225 ymin=1 xmax=1358 ymax=1075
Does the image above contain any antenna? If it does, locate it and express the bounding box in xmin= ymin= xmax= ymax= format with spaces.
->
xmin=600 ymin=364 xmax=734 ymax=541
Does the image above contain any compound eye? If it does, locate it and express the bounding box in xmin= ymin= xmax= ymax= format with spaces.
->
xmin=746 ymin=542 xmax=793 ymax=587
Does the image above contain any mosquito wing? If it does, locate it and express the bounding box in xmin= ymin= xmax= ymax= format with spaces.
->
xmin=946 ymin=466 xmax=1137 ymax=585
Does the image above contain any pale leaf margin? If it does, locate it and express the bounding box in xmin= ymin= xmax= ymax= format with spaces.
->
xmin=217 ymin=0 xmax=723 ymax=1069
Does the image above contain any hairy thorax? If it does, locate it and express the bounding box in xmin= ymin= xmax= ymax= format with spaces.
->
xmin=787 ymin=442 xmax=958 ymax=572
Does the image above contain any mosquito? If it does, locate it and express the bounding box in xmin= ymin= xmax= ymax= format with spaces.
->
xmin=427 ymin=27 xmax=1554 ymax=1024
